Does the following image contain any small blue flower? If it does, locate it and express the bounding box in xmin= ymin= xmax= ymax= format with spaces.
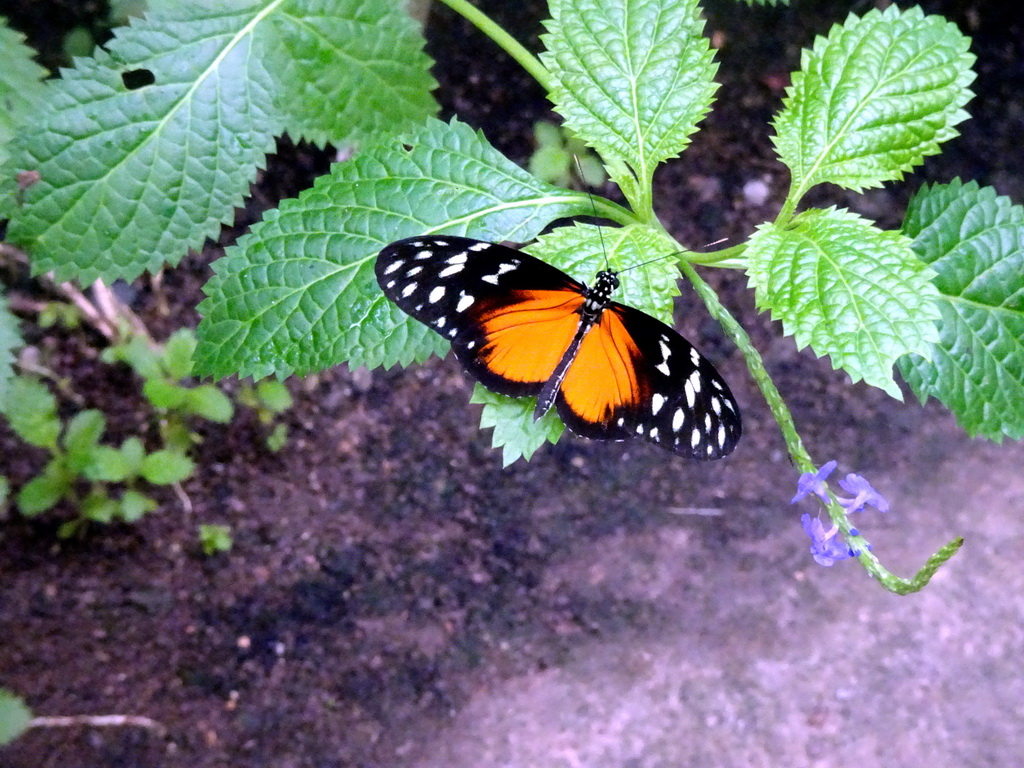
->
xmin=837 ymin=474 xmax=890 ymax=514
xmin=791 ymin=460 xmax=837 ymax=504
xmin=801 ymin=513 xmax=854 ymax=567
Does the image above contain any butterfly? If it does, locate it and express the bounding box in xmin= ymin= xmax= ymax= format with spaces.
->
xmin=375 ymin=235 xmax=741 ymax=459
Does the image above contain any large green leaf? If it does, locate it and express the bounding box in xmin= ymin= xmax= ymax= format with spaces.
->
xmin=0 ymin=17 xmax=47 ymax=170
xmin=0 ymin=296 xmax=23 ymax=413
xmin=5 ymin=0 xmax=437 ymax=284
xmin=899 ymin=181 xmax=1024 ymax=440
xmin=195 ymin=118 xmax=594 ymax=380
xmin=746 ymin=207 xmax=940 ymax=398
xmin=772 ymin=5 xmax=974 ymax=197
xmin=540 ymin=0 xmax=717 ymax=197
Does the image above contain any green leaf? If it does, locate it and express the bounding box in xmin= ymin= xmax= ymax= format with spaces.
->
xmin=183 ymin=384 xmax=234 ymax=423
xmin=772 ymin=5 xmax=975 ymax=197
xmin=540 ymin=0 xmax=717 ymax=196
xmin=898 ymin=180 xmax=1024 ymax=440
xmin=102 ymin=336 xmax=163 ymax=380
xmin=118 ymin=490 xmax=157 ymax=522
xmin=161 ymin=328 xmax=197 ymax=380
xmin=198 ymin=523 xmax=233 ymax=555
xmin=471 ymin=385 xmax=565 ymax=466
xmin=255 ymin=380 xmax=293 ymax=413
xmin=17 ymin=460 xmax=71 ymax=516
xmin=195 ymin=117 xmax=594 ymax=380
xmin=119 ymin=436 xmax=146 ymax=476
xmin=527 ymin=222 xmax=681 ymax=323
xmin=143 ymin=379 xmax=190 ymax=410
xmin=745 ymin=207 xmax=940 ymax=399
xmin=140 ymin=449 xmax=195 ymax=485
xmin=0 ymin=689 xmax=33 ymax=746
xmin=265 ymin=422 xmax=288 ymax=451
xmin=82 ymin=491 xmax=118 ymax=523
xmin=5 ymin=377 xmax=61 ymax=450
xmin=6 ymin=0 xmax=437 ymax=284
xmin=62 ymin=409 xmax=106 ymax=466
xmin=264 ymin=0 xmax=438 ymax=148
xmin=82 ymin=445 xmax=134 ymax=483
xmin=0 ymin=17 xmax=47 ymax=217
xmin=0 ymin=296 xmax=24 ymax=412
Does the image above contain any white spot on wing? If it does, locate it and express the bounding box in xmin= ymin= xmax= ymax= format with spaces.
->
xmin=447 ymin=252 xmax=469 ymax=265
xmin=691 ymin=348 xmax=700 ymax=366
xmin=718 ymin=424 xmax=726 ymax=447
xmin=649 ymin=427 xmax=659 ymax=439
xmin=651 ymin=393 xmax=665 ymax=415
xmin=415 ymin=250 xmax=432 ymax=260
xmin=688 ymin=371 xmax=702 ymax=394
xmin=428 ymin=286 xmax=446 ymax=304
xmin=659 ymin=339 xmax=671 ymax=361
xmin=656 ymin=360 xmax=671 ymax=376
xmin=456 ymin=292 xmax=474 ymax=312
xmin=402 ymin=283 xmax=417 ymax=298
xmin=482 ymin=274 xmax=500 ymax=285
xmin=386 ymin=280 xmax=396 ymax=289
xmin=469 ymin=242 xmax=490 ymax=251
xmin=407 ymin=266 xmax=423 ymax=276
xmin=691 ymin=427 xmax=701 ymax=449
xmin=384 ymin=259 xmax=404 ymax=275
xmin=684 ymin=380 xmax=695 ymax=408
xmin=673 ymin=408 xmax=685 ymax=432
xmin=436 ymin=317 xmax=446 ymax=328
xmin=438 ymin=263 xmax=464 ymax=277
xmin=434 ymin=240 xmax=449 ymax=247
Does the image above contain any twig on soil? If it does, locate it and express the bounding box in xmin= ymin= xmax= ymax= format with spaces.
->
xmin=28 ymin=713 xmax=167 ymax=737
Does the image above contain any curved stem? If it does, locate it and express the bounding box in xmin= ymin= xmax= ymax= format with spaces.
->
xmin=436 ymin=0 xmax=553 ymax=92
xmin=679 ymin=262 xmax=962 ymax=594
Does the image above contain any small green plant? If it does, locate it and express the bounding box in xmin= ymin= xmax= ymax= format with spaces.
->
xmin=1 ymin=1 xmax=1019 ymax=595
xmin=528 ymin=120 xmax=606 ymax=188
xmin=236 ymin=379 xmax=293 ymax=451
xmin=198 ymin=523 xmax=233 ymax=555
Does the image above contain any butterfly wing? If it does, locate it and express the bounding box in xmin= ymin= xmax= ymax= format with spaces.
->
xmin=555 ymin=302 xmax=741 ymax=459
xmin=375 ymin=236 xmax=587 ymax=397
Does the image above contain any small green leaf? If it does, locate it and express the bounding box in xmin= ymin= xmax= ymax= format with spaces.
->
xmin=471 ymin=385 xmax=565 ymax=466
xmin=102 ymin=336 xmax=163 ymax=380
xmin=0 ymin=688 xmax=33 ymax=746
xmin=143 ymin=379 xmax=190 ymax=410
xmin=161 ymin=329 xmax=197 ymax=380
xmin=5 ymin=378 xmax=61 ymax=450
xmin=746 ymin=207 xmax=940 ymax=398
xmin=119 ymin=436 xmax=146 ymax=476
xmin=82 ymin=491 xmax=118 ymax=523
xmin=0 ymin=296 xmax=24 ymax=412
xmin=62 ymin=409 xmax=106 ymax=469
xmin=161 ymin=419 xmax=195 ymax=454
xmin=82 ymin=445 xmax=134 ymax=483
xmin=140 ymin=449 xmax=195 ymax=485
xmin=195 ymin=118 xmax=593 ymax=380
xmin=527 ymin=223 xmax=681 ymax=323
xmin=540 ymin=0 xmax=717 ymax=196
xmin=265 ymin=423 xmax=288 ymax=452
xmin=198 ymin=523 xmax=233 ymax=555
xmin=772 ymin=5 xmax=975 ymax=197
xmin=118 ymin=490 xmax=157 ymax=522
xmin=183 ymin=385 xmax=234 ymax=423
xmin=17 ymin=461 xmax=70 ymax=516
xmin=255 ymin=380 xmax=293 ymax=413
xmin=898 ymin=180 xmax=1024 ymax=440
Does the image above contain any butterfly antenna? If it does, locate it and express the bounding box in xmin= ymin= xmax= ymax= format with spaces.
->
xmin=573 ymin=154 xmax=611 ymax=272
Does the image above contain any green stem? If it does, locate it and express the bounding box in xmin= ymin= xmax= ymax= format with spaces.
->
xmin=680 ymin=262 xmax=962 ymax=594
xmin=436 ymin=0 xmax=553 ymax=92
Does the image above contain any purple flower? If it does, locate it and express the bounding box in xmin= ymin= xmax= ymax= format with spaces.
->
xmin=801 ymin=513 xmax=854 ymax=567
xmin=791 ymin=460 xmax=837 ymax=504
xmin=837 ymin=474 xmax=890 ymax=514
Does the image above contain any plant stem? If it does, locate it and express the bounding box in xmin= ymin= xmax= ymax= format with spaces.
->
xmin=680 ymin=262 xmax=961 ymax=594
xmin=435 ymin=0 xmax=553 ymax=92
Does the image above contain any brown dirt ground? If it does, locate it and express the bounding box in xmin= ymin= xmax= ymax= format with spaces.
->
xmin=2 ymin=1 xmax=1022 ymax=767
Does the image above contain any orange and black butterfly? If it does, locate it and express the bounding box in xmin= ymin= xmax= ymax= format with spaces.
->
xmin=375 ymin=236 xmax=741 ymax=459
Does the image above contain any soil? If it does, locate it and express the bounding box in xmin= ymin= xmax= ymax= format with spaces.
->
xmin=2 ymin=1 xmax=1023 ymax=767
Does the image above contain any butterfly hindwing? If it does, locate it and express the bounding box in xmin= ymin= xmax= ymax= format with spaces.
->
xmin=556 ymin=302 xmax=741 ymax=459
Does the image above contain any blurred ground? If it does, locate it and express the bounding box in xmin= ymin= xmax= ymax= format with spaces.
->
xmin=1 ymin=1 xmax=1022 ymax=767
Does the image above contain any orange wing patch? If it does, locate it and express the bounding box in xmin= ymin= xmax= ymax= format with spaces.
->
xmin=476 ymin=290 xmax=584 ymax=384
xmin=560 ymin=308 xmax=645 ymax=426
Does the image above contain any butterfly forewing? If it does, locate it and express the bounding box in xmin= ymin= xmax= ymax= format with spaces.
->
xmin=556 ymin=303 xmax=741 ymax=459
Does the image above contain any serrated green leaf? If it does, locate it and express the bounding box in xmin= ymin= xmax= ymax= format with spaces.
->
xmin=140 ymin=449 xmax=195 ymax=485
xmin=746 ymin=207 xmax=940 ymax=399
xmin=0 ymin=296 xmax=24 ymax=412
xmin=5 ymin=0 xmax=437 ymax=284
xmin=264 ymin=0 xmax=437 ymax=147
xmin=471 ymin=385 xmax=565 ymax=466
xmin=183 ymin=384 xmax=234 ymax=423
xmin=527 ymin=222 xmax=681 ymax=323
xmin=898 ymin=180 xmax=1024 ymax=440
xmin=161 ymin=328 xmax=197 ymax=380
xmin=540 ymin=0 xmax=717 ymax=195
xmin=195 ymin=117 xmax=594 ymax=380
xmin=0 ymin=688 xmax=33 ymax=746
xmin=772 ymin=5 xmax=975 ymax=197
xmin=5 ymin=377 xmax=61 ymax=450
xmin=0 ymin=18 xmax=47 ymax=169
